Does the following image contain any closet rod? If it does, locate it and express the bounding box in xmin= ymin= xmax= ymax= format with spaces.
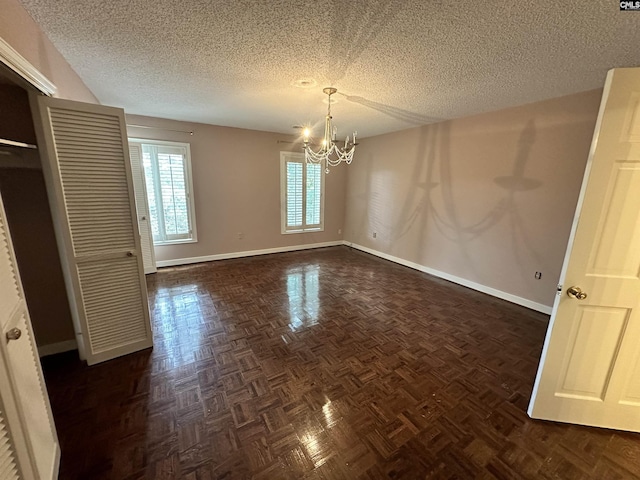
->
xmin=126 ymin=124 xmax=194 ymax=135
xmin=0 ymin=138 xmax=37 ymax=149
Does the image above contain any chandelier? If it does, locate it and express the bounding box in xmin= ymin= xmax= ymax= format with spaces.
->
xmin=303 ymin=87 xmax=357 ymax=173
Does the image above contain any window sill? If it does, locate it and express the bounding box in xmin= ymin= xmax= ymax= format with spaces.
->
xmin=282 ymin=228 xmax=324 ymax=235
xmin=153 ymin=238 xmax=198 ymax=246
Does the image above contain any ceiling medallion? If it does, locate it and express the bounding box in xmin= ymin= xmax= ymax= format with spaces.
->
xmin=292 ymin=78 xmax=317 ymax=88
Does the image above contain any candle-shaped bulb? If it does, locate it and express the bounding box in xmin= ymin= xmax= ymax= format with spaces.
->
xmin=303 ymin=127 xmax=310 ymax=143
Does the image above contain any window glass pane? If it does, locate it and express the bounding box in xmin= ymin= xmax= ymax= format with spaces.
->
xmin=158 ymin=152 xmax=189 ymax=237
xmin=171 ymin=155 xmax=189 ymax=235
xmin=140 ymin=142 xmax=194 ymax=244
xmin=306 ymin=164 xmax=321 ymax=226
xmin=287 ymin=162 xmax=303 ymax=227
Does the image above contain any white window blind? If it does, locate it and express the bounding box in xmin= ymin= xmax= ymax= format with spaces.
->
xmin=287 ymin=162 xmax=303 ymax=227
xmin=281 ymin=152 xmax=324 ymax=233
xmin=131 ymin=140 xmax=196 ymax=245
xmin=306 ymin=163 xmax=322 ymax=226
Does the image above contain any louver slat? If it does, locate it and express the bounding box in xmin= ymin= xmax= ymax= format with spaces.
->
xmin=6 ymin=313 xmax=57 ymax=478
xmin=50 ymin=111 xmax=135 ymax=257
xmin=78 ymin=258 xmax=148 ymax=352
xmin=286 ymin=162 xmax=303 ymax=227
xmin=0 ymin=214 xmax=20 ymax=330
xmin=0 ymin=411 xmax=20 ymax=480
xmin=306 ymin=164 xmax=322 ymax=226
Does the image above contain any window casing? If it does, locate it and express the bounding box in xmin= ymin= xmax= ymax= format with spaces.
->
xmin=280 ymin=152 xmax=324 ymax=234
xmin=129 ymin=139 xmax=197 ymax=245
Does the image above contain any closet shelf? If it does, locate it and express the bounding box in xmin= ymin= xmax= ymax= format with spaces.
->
xmin=0 ymin=138 xmax=37 ymax=149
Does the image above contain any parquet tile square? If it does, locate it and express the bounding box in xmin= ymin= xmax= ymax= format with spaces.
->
xmin=41 ymin=246 xmax=640 ymax=479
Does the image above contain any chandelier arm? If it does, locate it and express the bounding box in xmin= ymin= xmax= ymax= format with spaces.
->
xmin=302 ymin=87 xmax=356 ymax=173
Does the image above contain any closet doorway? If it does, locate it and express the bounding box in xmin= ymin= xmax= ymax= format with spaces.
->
xmin=0 ymin=67 xmax=76 ymax=357
xmin=0 ymin=62 xmax=61 ymax=480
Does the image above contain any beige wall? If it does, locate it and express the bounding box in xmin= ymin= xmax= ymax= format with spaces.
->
xmin=344 ymin=89 xmax=603 ymax=309
xmin=0 ymin=0 xmax=97 ymax=103
xmin=126 ymin=115 xmax=347 ymax=263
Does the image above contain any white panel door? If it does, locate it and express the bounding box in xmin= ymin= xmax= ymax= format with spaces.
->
xmin=529 ymin=68 xmax=640 ymax=432
xmin=0 ymin=189 xmax=58 ymax=479
xmin=128 ymin=143 xmax=157 ymax=274
xmin=30 ymin=95 xmax=153 ymax=366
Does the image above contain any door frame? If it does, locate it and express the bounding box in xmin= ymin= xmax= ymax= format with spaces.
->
xmin=0 ymin=37 xmax=56 ymax=97
xmin=528 ymin=69 xmax=640 ymax=432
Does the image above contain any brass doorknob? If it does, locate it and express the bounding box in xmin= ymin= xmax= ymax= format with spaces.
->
xmin=567 ymin=286 xmax=587 ymax=300
xmin=6 ymin=328 xmax=21 ymax=341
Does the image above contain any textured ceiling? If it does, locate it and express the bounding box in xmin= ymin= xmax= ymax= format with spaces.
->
xmin=18 ymin=0 xmax=640 ymax=138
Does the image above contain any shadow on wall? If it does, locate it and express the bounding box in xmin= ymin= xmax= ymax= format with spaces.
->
xmin=349 ymin=146 xmax=374 ymax=244
xmin=366 ymin=118 xmax=544 ymax=280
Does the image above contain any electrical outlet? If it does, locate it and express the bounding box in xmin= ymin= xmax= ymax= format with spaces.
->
xmin=535 ymin=271 xmax=542 ymax=280
xmin=373 ymin=232 xmax=377 ymax=238
xmin=338 ymin=229 xmax=342 ymax=235
xmin=237 ymin=232 xmax=244 ymax=240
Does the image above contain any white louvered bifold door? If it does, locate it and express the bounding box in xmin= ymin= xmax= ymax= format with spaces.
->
xmin=0 ymin=191 xmax=59 ymax=479
xmin=30 ymin=95 xmax=153 ymax=365
xmin=128 ymin=143 xmax=157 ymax=274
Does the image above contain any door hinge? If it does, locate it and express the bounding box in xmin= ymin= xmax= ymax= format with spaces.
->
xmin=556 ymin=284 xmax=563 ymax=296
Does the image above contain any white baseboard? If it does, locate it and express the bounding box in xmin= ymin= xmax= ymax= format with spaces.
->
xmin=346 ymin=242 xmax=553 ymax=315
xmin=38 ymin=339 xmax=77 ymax=358
xmin=154 ymin=240 xmax=552 ymax=314
xmin=155 ymin=241 xmax=344 ymax=268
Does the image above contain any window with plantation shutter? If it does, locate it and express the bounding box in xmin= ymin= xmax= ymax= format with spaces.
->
xmin=130 ymin=140 xmax=197 ymax=245
xmin=280 ymin=152 xmax=324 ymax=233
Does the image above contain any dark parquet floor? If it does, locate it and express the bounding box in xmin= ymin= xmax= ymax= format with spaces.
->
xmin=42 ymin=246 xmax=640 ymax=479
